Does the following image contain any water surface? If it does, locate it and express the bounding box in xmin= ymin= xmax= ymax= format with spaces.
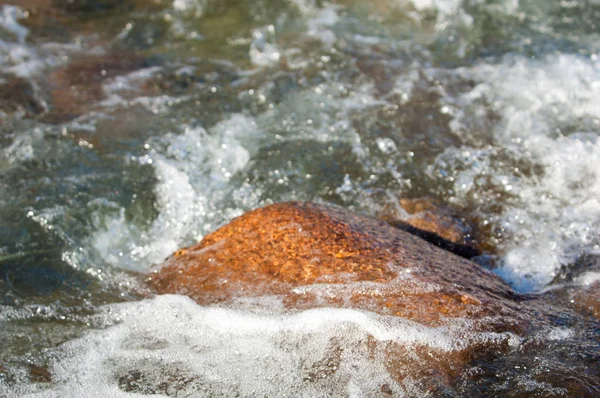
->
xmin=1 ymin=0 xmax=600 ymax=396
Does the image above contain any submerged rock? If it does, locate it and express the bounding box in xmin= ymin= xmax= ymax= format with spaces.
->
xmin=43 ymin=54 xmax=155 ymax=123
xmin=0 ymin=74 xmax=46 ymax=117
xmin=148 ymin=201 xmax=526 ymax=330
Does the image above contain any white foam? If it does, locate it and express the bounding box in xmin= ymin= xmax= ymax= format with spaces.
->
xmin=0 ymin=5 xmax=29 ymax=44
xmin=546 ymin=327 xmax=574 ymax=341
xmin=249 ymin=26 xmax=281 ymax=68
xmin=575 ymin=271 xmax=600 ymax=287
xmin=3 ymin=129 xmax=39 ymax=165
xmin=100 ymin=67 xmax=186 ymax=113
xmin=305 ymin=6 xmax=340 ymax=48
xmin=288 ymin=0 xmax=322 ymax=16
xmin=0 ymin=38 xmax=42 ymax=78
xmin=10 ymin=295 xmax=518 ymax=397
xmin=434 ymin=54 xmax=600 ymax=291
xmin=173 ymin=0 xmax=207 ymax=17
xmin=102 ymin=67 xmax=162 ymax=95
xmin=0 ymin=5 xmax=46 ymax=78
xmin=0 ymin=5 xmax=86 ymax=80
xmin=89 ymin=114 xmax=257 ymax=270
xmin=411 ymin=0 xmax=463 ymax=15
xmin=91 ymin=158 xmax=197 ymax=268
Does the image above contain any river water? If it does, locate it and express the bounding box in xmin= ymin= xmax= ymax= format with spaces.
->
xmin=1 ymin=0 xmax=600 ymax=396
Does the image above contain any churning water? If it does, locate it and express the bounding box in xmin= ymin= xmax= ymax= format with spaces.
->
xmin=1 ymin=0 xmax=600 ymax=396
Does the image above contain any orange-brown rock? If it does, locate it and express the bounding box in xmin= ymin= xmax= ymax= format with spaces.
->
xmin=148 ymin=201 xmax=527 ymax=331
xmin=379 ymin=197 xmax=481 ymax=259
xmin=380 ymin=197 xmax=473 ymax=245
xmin=397 ymin=198 xmax=473 ymax=244
xmin=146 ymin=202 xmax=546 ymax=394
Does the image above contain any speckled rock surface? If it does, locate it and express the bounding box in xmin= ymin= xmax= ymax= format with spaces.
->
xmin=395 ymin=197 xmax=474 ymax=245
xmin=148 ymin=201 xmax=528 ymax=331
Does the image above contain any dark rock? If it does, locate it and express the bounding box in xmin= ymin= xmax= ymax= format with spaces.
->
xmin=0 ymin=75 xmax=46 ymax=117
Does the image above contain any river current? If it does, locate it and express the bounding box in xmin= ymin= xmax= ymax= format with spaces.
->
xmin=1 ymin=0 xmax=600 ymax=396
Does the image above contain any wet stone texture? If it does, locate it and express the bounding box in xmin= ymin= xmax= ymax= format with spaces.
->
xmin=43 ymin=54 xmax=155 ymax=123
xmin=572 ymin=282 xmax=600 ymax=320
xmin=0 ymin=74 xmax=46 ymax=117
xmin=149 ymin=201 xmax=527 ymax=330
xmin=381 ymin=197 xmax=482 ymax=259
xmin=148 ymin=201 xmax=540 ymax=392
xmin=395 ymin=197 xmax=475 ymax=246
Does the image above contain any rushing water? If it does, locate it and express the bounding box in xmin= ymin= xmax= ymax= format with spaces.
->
xmin=1 ymin=0 xmax=600 ymax=396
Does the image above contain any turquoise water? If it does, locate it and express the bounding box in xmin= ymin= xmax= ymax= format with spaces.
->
xmin=1 ymin=1 xmax=600 ymax=396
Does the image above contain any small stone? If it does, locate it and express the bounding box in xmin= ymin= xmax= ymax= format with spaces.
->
xmin=0 ymin=75 xmax=46 ymax=117
xmin=28 ymin=364 xmax=52 ymax=383
xmin=382 ymin=197 xmax=481 ymax=258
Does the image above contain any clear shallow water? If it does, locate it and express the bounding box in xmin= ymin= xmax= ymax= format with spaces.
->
xmin=1 ymin=0 xmax=600 ymax=396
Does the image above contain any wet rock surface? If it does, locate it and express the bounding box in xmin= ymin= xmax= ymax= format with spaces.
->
xmin=0 ymin=74 xmax=46 ymax=117
xmin=147 ymin=202 xmax=600 ymax=395
xmin=149 ymin=201 xmax=527 ymax=330
xmin=3 ymin=1 xmax=600 ymax=396
xmin=148 ymin=201 xmax=539 ymax=392
xmin=550 ymin=253 xmax=600 ymax=320
xmin=42 ymin=54 xmax=156 ymax=123
xmin=574 ymin=283 xmax=600 ymax=319
xmin=395 ymin=197 xmax=476 ymax=245
xmin=381 ymin=197 xmax=481 ymax=259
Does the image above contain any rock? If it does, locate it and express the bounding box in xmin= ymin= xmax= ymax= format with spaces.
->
xmin=147 ymin=202 xmax=533 ymax=392
xmin=398 ymin=198 xmax=472 ymax=244
xmin=43 ymin=54 xmax=152 ymax=123
xmin=28 ymin=364 xmax=52 ymax=383
xmin=148 ymin=201 xmax=525 ymax=330
xmin=53 ymin=0 xmax=129 ymax=14
xmin=16 ymin=0 xmax=165 ymax=43
xmin=0 ymin=75 xmax=46 ymax=117
xmin=550 ymin=253 xmax=600 ymax=320
xmin=380 ymin=197 xmax=481 ymax=259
